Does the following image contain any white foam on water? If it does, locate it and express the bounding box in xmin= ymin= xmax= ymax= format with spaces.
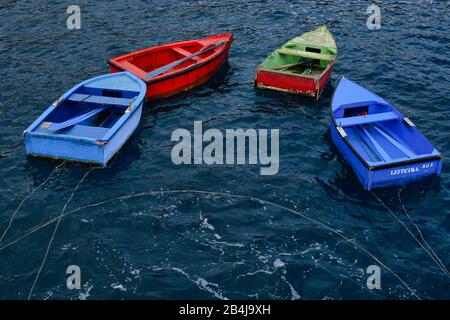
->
xmin=281 ymin=275 xmax=301 ymax=300
xmin=210 ymin=240 xmax=244 ymax=247
xmin=274 ymin=258 xmax=285 ymax=268
xmin=111 ymin=283 xmax=127 ymax=292
xmin=299 ymin=242 xmax=322 ymax=255
xmin=130 ymin=269 xmax=141 ymax=277
xmin=237 ymin=269 xmax=273 ymax=280
xmin=201 ymin=218 xmax=215 ymax=230
xmin=79 ymin=283 xmax=93 ymax=300
xmin=172 ymin=267 xmax=228 ymax=300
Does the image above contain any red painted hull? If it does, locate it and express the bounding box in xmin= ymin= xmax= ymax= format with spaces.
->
xmin=255 ymin=62 xmax=335 ymax=98
xmin=108 ymin=34 xmax=233 ymax=101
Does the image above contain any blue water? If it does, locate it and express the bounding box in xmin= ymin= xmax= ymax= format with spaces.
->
xmin=0 ymin=0 xmax=449 ymax=300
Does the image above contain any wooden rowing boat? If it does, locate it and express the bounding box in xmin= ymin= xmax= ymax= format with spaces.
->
xmin=24 ymin=72 xmax=146 ymax=165
xmin=108 ymin=33 xmax=233 ymax=101
xmin=255 ymin=25 xmax=337 ymax=99
xmin=330 ymin=77 xmax=442 ymax=190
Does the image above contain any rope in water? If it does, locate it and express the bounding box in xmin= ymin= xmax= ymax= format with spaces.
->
xmin=0 ymin=161 xmax=66 ymax=244
xmin=371 ymin=191 xmax=449 ymax=279
xmin=0 ymin=142 xmax=23 ymax=149
xmin=27 ymin=167 xmax=95 ymax=300
xmin=2 ymin=188 xmax=421 ymax=299
xmin=397 ymin=189 xmax=450 ymax=277
xmin=0 ymin=142 xmax=24 ymax=158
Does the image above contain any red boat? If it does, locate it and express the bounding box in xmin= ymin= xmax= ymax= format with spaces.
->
xmin=108 ymin=33 xmax=233 ymax=101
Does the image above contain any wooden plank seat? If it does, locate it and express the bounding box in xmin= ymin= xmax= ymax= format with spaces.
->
xmin=171 ymin=47 xmax=202 ymax=62
xmin=278 ymin=48 xmax=335 ymax=61
xmin=336 ymin=112 xmax=399 ymax=128
xmin=36 ymin=124 xmax=109 ymax=139
xmin=66 ymin=93 xmax=132 ymax=107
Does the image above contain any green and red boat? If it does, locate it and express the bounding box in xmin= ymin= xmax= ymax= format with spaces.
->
xmin=255 ymin=25 xmax=337 ymax=99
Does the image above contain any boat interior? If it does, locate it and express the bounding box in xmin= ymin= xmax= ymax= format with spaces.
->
xmin=125 ymin=41 xmax=220 ymax=74
xmin=261 ymin=43 xmax=335 ymax=77
xmin=334 ymin=102 xmax=436 ymax=165
xmin=34 ymin=84 xmax=140 ymax=140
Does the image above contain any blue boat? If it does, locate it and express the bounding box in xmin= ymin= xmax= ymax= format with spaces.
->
xmin=24 ymin=72 xmax=146 ymax=165
xmin=330 ymin=77 xmax=442 ymax=190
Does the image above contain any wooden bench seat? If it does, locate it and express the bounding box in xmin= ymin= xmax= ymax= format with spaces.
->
xmin=67 ymin=93 xmax=132 ymax=107
xmin=36 ymin=124 xmax=109 ymax=139
xmin=336 ymin=112 xmax=399 ymax=128
xmin=172 ymin=47 xmax=202 ymax=62
xmin=278 ymin=48 xmax=335 ymax=61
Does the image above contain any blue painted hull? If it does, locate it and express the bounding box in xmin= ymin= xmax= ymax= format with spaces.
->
xmin=25 ymin=104 xmax=142 ymax=165
xmin=330 ymin=123 xmax=442 ymax=190
xmin=24 ymin=72 xmax=146 ymax=166
xmin=330 ymin=77 xmax=442 ymax=190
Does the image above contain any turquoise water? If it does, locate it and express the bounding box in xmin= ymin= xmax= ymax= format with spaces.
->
xmin=0 ymin=0 xmax=449 ymax=299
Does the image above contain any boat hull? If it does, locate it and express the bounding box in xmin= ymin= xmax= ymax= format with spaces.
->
xmin=255 ymin=62 xmax=334 ymax=98
xmin=330 ymin=123 xmax=442 ymax=190
xmin=108 ymin=34 xmax=233 ymax=101
xmin=25 ymin=104 xmax=143 ymax=166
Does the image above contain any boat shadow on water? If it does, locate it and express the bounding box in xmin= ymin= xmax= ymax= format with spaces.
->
xmin=145 ymin=60 xmax=232 ymax=113
xmin=103 ymin=128 xmax=143 ymax=171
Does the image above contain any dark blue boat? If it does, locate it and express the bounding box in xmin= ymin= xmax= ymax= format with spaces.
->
xmin=24 ymin=72 xmax=146 ymax=165
xmin=330 ymin=77 xmax=442 ymax=190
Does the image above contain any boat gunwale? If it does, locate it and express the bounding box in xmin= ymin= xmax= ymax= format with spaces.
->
xmin=109 ymin=33 xmax=231 ymax=62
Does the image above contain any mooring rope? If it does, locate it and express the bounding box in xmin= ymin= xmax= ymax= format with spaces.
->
xmin=0 ymin=161 xmax=66 ymax=244
xmin=3 ymin=189 xmax=421 ymax=299
xmin=0 ymin=142 xmax=23 ymax=150
xmin=397 ymin=189 xmax=450 ymax=277
xmin=371 ymin=191 xmax=449 ymax=279
xmin=0 ymin=142 xmax=24 ymax=158
xmin=27 ymin=167 xmax=94 ymax=300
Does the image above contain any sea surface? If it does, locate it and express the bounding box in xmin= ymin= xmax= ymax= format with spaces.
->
xmin=0 ymin=0 xmax=449 ymax=300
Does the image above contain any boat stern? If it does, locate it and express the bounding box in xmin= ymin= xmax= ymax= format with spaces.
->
xmin=368 ymin=155 xmax=443 ymax=190
xmin=255 ymin=68 xmax=318 ymax=97
xmin=24 ymin=131 xmax=109 ymax=165
xmin=329 ymin=120 xmax=442 ymax=191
